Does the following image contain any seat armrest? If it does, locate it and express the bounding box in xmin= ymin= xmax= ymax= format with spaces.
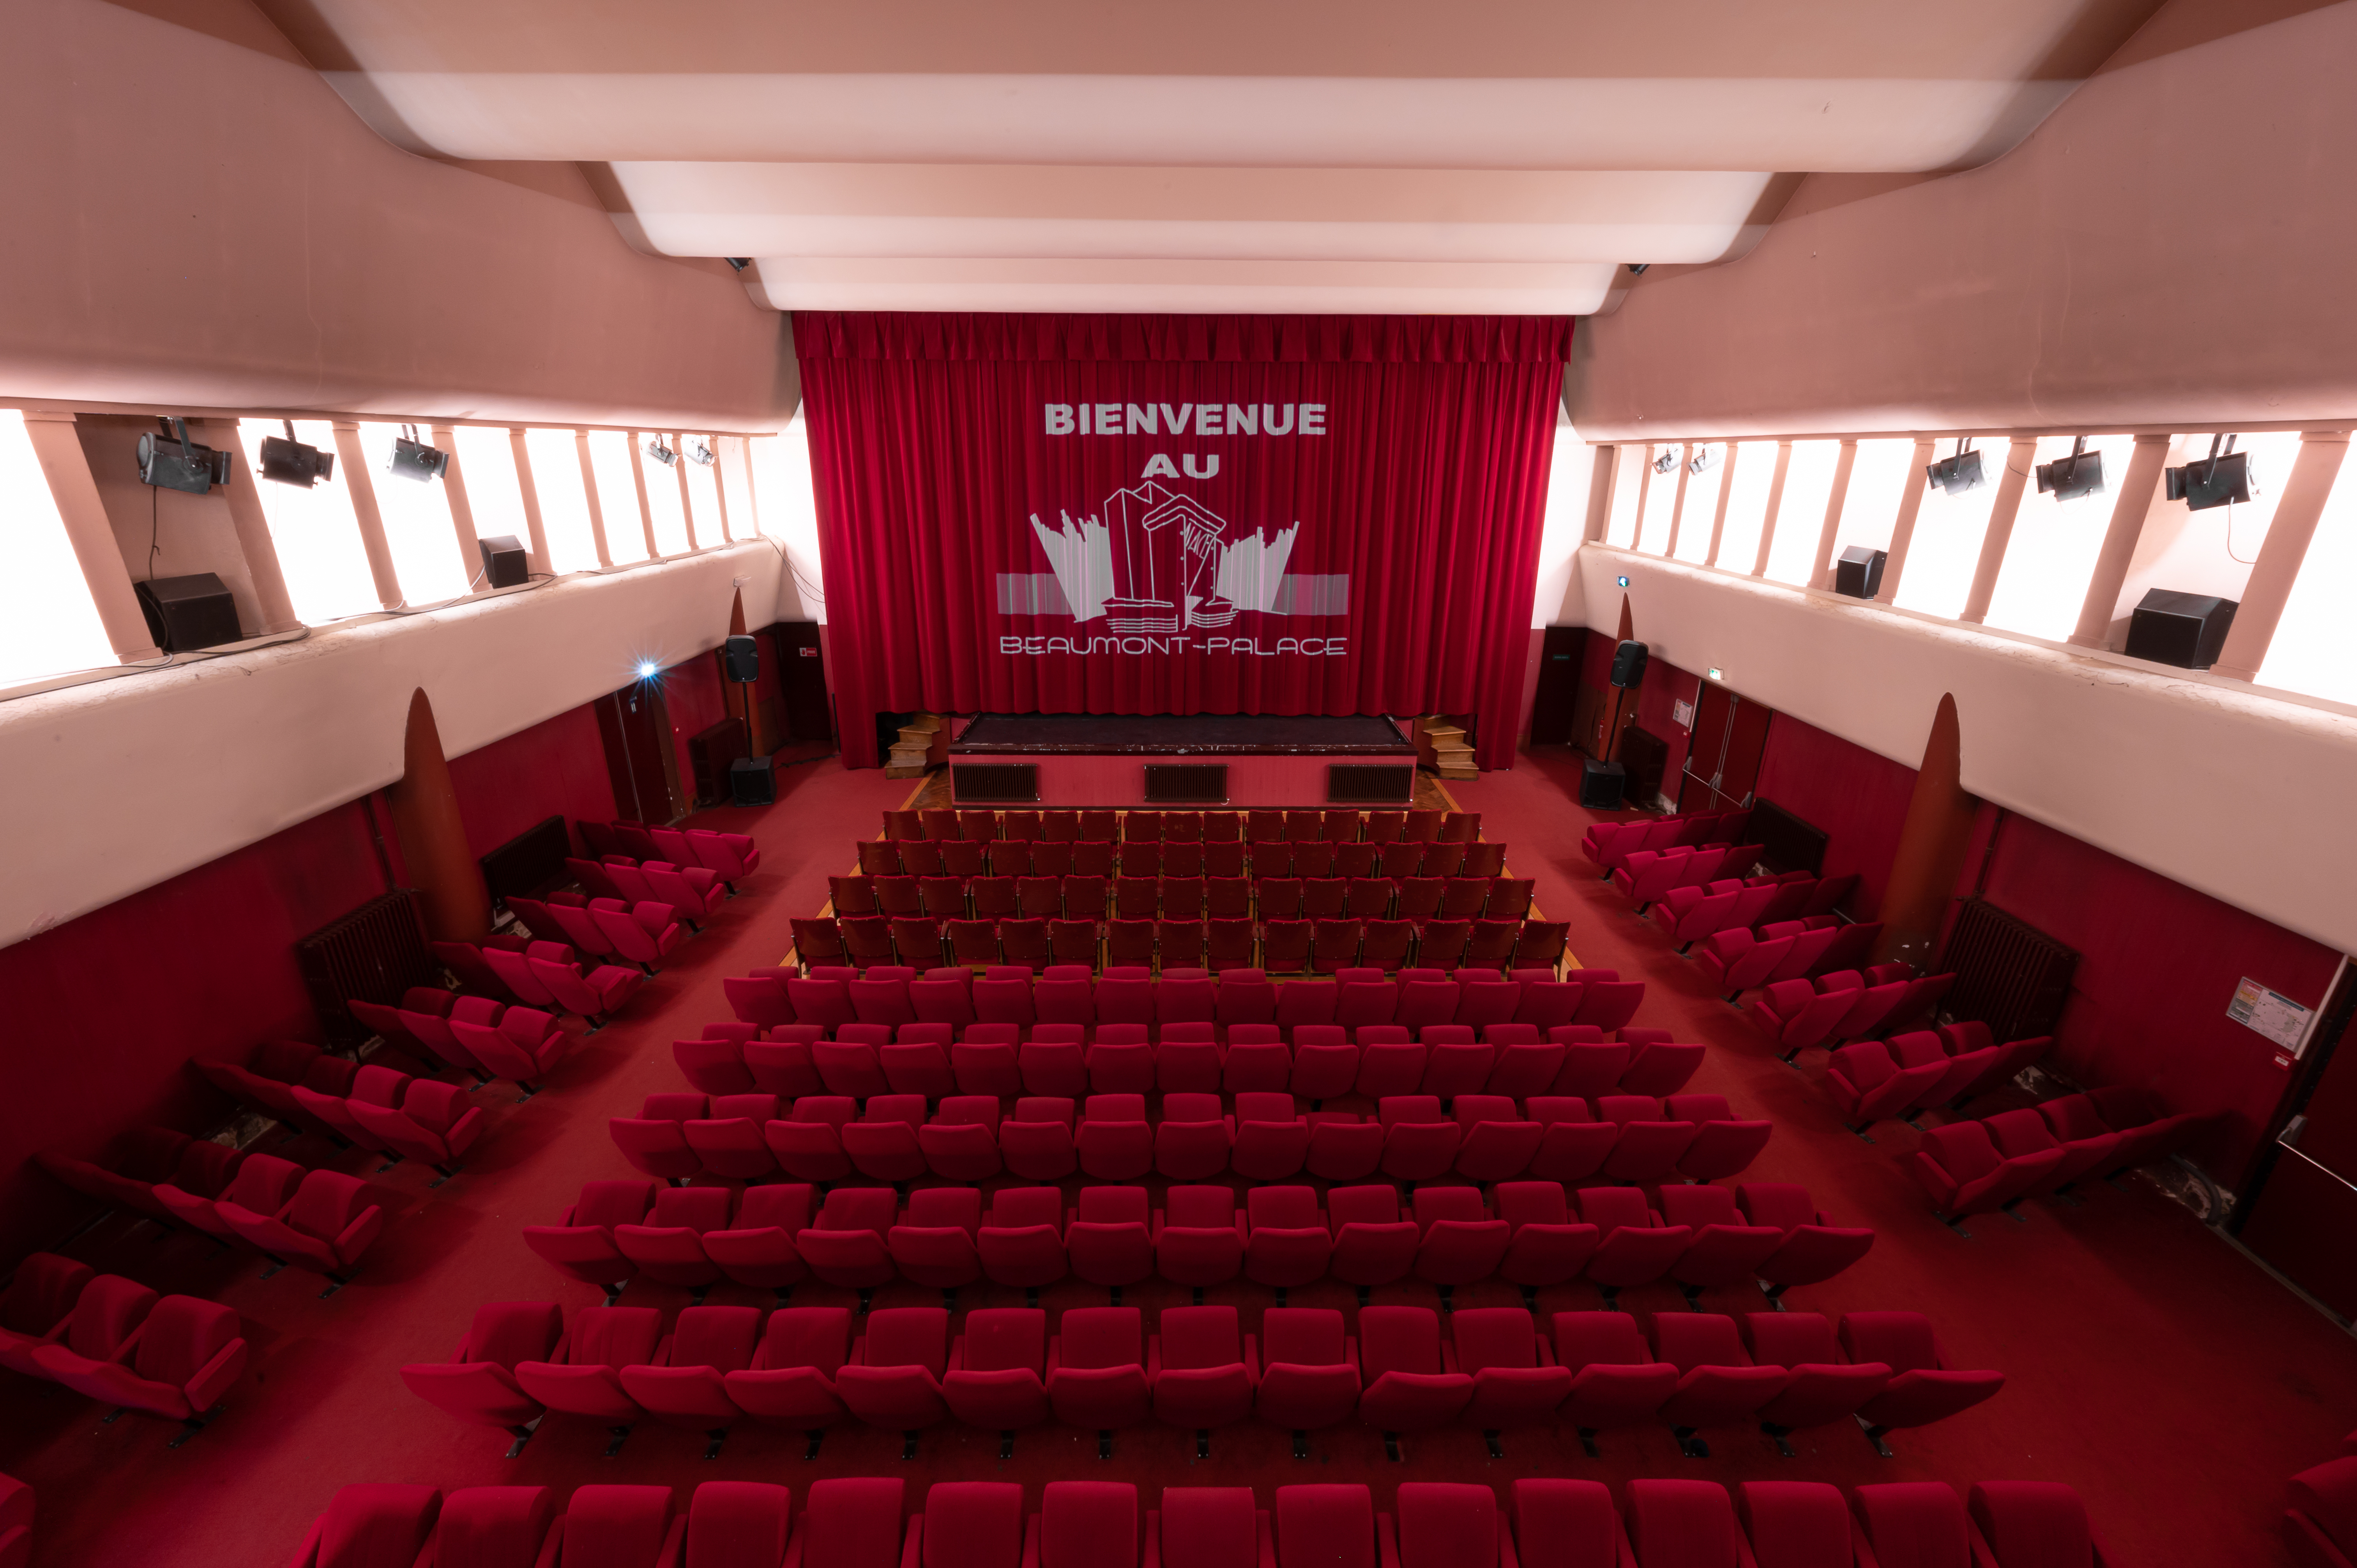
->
xmin=1022 ymin=1515 xmax=1042 ymax=1568
xmin=1377 ymin=1513 xmax=1400 ymax=1568
xmin=185 ymin=1336 xmax=248 ymax=1413
xmin=336 ymin=1205 xmax=386 ymax=1262
xmin=1144 ymin=1511 xmax=1163 ymax=1568
xmin=901 ymin=1513 xmax=925 ymax=1568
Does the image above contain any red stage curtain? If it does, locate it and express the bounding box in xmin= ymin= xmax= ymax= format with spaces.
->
xmin=796 ymin=311 xmax=1572 ymax=770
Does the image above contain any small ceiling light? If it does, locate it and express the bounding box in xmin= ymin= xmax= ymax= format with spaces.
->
xmin=386 ymin=423 xmax=449 ymax=483
xmin=1652 ymin=449 xmax=1679 ymax=475
xmin=2035 ymin=436 xmax=2104 ymax=502
xmin=688 ymin=438 xmax=717 ymax=466
xmin=2166 ymin=435 xmax=2259 ymax=511
xmin=135 ymin=417 xmax=231 ymax=494
xmin=1925 ymin=439 xmax=1983 ymax=496
xmin=1687 ymin=446 xmax=1718 ymax=476
xmin=725 ymin=258 xmax=751 ymax=272
xmin=636 ymin=659 xmax=661 ymax=680
xmin=645 ymin=437 xmax=678 ymax=468
xmin=258 ymin=419 xmax=335 ymax=488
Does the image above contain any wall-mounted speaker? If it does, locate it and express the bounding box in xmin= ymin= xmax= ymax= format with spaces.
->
xmin=1580 ymin=758 xmax=1627 ymax=808
xmin=723 ymin=634 xmax=760 ymax=682
xmin=2124 ymin=589 xmax=2238 ymax=669
xmin=134 ymin=572 xmax=241 ymax=653
xmin=1834 ymin=546 xmax=1887 ymax=599
xmin=478 ymin=534 xmax=528 ymax=589
xmin=1609 ymin=640 xmax=1650 ymax=689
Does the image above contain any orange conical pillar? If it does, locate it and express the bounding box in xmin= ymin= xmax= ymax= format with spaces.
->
xmin=387 ymin=687 xmax=492 ymax=943
xmin=729 ymin=588 xmax=748 ymax=638
xmin=1873 ymin=693 xmax=1976 ymax=969
xmin=1615 ymin=593 xmax=1633 ymax=644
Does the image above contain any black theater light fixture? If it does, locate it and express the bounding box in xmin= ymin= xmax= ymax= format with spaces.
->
xmin=1626 ymin=263 xmax=1650 ymax=275
xmin=1652 ymin=448 xmax=1680 ymax=475
xmin=724 ymin=258 xmax=751 ymax=272
xmin=1686 ymin=445 xmax=1718 ymax=476
xmin=1925 ymin=439 xmax=1984 ymax=496
xmin=2166 ymin=434 xmax=2260 ymax=512
xmin=644 ymin=436 xmax=678 ymax=468
xmin=386 ymin=423 xmax=449 ymax=483
xmin=135 ymin=417 xmax=231 ymax=495
xmin=258 ymin=420 xmax=335 ymax=487
xmin=2035 ymin=436 xmax=2105 ymax=502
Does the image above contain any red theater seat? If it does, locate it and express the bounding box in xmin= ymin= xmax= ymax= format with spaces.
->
xmin=1839 ymin=1311 xmax=2005 ymax=1455
xmin=838 ymin=1308 xmax=952 ymax=1436
xmin=1551 ymin=1312 xmax=1679 ymax=1455
xmin=1050 ymin=1307 xmax=1152 ymax=1437
xmin=285 ymin=1484 xmax=444 ymax=1568
xmin=1354 ymin=1305 xmax=1472 ymax=1434
xmin=723 ymin=1307 xmax=852 ymax=1433
xmin=1153 ymin=1305 xmax=1257 ymax=1433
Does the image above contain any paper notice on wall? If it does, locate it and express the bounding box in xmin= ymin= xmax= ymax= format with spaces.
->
xmin=2228 ymin=978 xmax=2313 ymax=1054
xmin=1672 ymin=699 xmax=1695 ymax=728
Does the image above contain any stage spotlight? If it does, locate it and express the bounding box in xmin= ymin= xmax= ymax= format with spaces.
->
xmin=2035 ymin=436 xmax=2105 ymax=502
xmin=2166 ymin=435 xmax=2259 ymax=512
xmin=1925 ymin=440 xmax=1983 ymax=496
xmin=645 ymin=437 xmax=678 ymax=468
xmin=258 ymin=420 xmax=335 ymax=487
xmin=1652 ymin=449 xmax=1679 ymax=475
xmin=688 ymin=438 xmax=717 ymax=466
xmin=135 ymin=417 xmax=231 ymax=494
xmin=386 ymin=423 xmax=449 ymax=483
xmin=1687 ymin=446 xmax=1717 ymax=476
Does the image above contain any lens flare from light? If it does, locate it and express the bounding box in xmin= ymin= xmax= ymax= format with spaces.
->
xmin=636 ymin=660 xmax=660 ymax=680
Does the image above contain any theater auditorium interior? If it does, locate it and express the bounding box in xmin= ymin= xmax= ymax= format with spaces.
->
xmin=7 ymin=0 xmax=2357 ymax=1564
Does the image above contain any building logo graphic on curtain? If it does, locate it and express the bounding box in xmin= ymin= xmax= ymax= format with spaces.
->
xmin=996 ymin=482 xmax=1348 ymax=646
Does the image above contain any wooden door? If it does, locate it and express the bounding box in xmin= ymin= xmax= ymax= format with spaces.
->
xmin=1529 ymin=626 xmax=1587 ymax=744
xmin=768 ymin=621 xmax=834 ymax=745
xmin=2235 ymin=963 xmax=2357 ymax=1318
xmin=1677 ymin=680 xmax=1776 ymax=813
xmin=596 ymin=680 xmax=684 ymax=826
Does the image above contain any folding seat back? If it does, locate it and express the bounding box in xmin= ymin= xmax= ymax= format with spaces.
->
xmin=837 ymin=1309 xmax=950 ymax=1430
xmin=1624 ymin=1480 xmax=1745 ymax=1568
xmin=1962 ymin=1483 xmax=2099 ymax=1568
xmin=1505 ymin=1481 xmax=1620 ymax=1568
xmin=977 ymin=1187 xmax=1069 ymax=1289
xmin=1325 ymin=1185 xmax=1419 ymax=1286
xmin=1354 ymin=1306 xmax=1471 ymax=1432
xmin=1730 ymin=1483 xmax=1856 ymax=1568
xmin=1048 ymin=1308 xmax=1151 ymax=1430
xmin=1068 ymin=1186 xmax=1153 ymax=1287
xmin=799 ymin=1480 xmax=908 ymax=1568
xmin=300 ymin=1484 xmax=445 ymax=1568
xmin=1850 ymin=1485 xmax=1972 ymax=1568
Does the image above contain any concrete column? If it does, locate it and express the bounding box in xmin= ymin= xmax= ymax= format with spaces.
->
xmin=2212 ymin=432 xmax=2353 ymax=682
xmin=2067 ymin=434 xmax=2173 ymax=650
xmin=625 ymin=434 xmax=661 ymax=558
xmin=1807 ymin=440 xmax=1857 ymax=588
xmin=430 ymin=425 xmax=484 ymax=592
xmin=19 ymin=410 xmax=164 ymax=661
xmin=387 ymin=687 xmax=491 ymax=943
xmin=1752 ymin=441 xmax=1792 ymax=577
xmin=507 ymin=428 xmax=554 ymax=577
xmin=575 ymin=429 xmax=613 ymax=568
xmin=331 ymin=421 xmax=405 ymax=609
xmin=1662 ymin=445 xmax=1693 ymax=558
xmin=1703 ymin=443 xmax=1739 ymax=567
xmin=1872 ymin=692 xmax=1976 ymax=970
xmin=676 ymin=437 xmax=701 ymax=549
xmin=1583 ymin=444 xmax=1617 ymax=545
xmin=1873 ymin=439 xmax=1939 ymax=605
xmin=1958 ymin=438 xmax=2039 ymax=624
xmin=193 ymin=418 xmax=303 ymax=632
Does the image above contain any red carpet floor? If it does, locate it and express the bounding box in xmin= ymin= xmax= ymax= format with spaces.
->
xmin=7 ymin=747 xmax=2352 ymax=1567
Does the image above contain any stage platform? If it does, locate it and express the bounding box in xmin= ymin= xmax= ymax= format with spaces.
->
xmin=945 ymin=713 xmax=1421 ymax=807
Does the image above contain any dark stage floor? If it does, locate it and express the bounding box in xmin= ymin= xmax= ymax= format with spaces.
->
xmin=950 ymin=712 xmax=1416 ymax=755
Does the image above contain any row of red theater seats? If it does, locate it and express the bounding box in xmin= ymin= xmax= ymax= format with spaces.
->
xmin=568 ymin=855 xmax=728 ymax=925
xmin=613 ymin=1090 xmax=1768 ymax=1189
xmin=1645 ymin=871 xmax=1859 ymax=951
xmin=0 ymin=1474 xmax=23 ymax=1568
xmin=675 ymin=1023 xmax=1703 ymax=1104
xmin=725 ymin=966 xmax=1647 ymax=1038
xmin=852 ymin=840 xmax=1509 ymax=882
xmin=1580 ymin=808 xmax=1755 ymax=874
xmin=790 ymin=916 xmax=1570 ymax=976
xmin=1610 ymin=844 xmax=1767 ymax=916
xmin=885 ymin=805 xmax=1484 ymax=844
xmin=1753 ymin=969 xmax=1957 ymax=1062
xmin=830 ymin=872 xmax=1534 ymax=925
xmin=528 ymin=1180 xmax=1864 ymax=1311
xmin=1912 ymin=1087 xmax=2222 ymax=1235
xmin=339 ymin=989 xmax=579 ymax=1095
xmin=577 ymin=818 xmax=762 ymax=884
xmin=0 ymin=1253 xmax=245 ymax=1446
xmin=1820 ymin=1025 xmax=2050 ymax=1133
xmin=404 ymin=1298 xmax=1987 ymax=1462
xmin=426 ymin=938 xmax=645 ymax=1025
xmin=508 ymin=893 xmax=689 ymax=973
xmin=292 ymin=1474 xmax=2122 ymax=1568
xmin=31 ymin=1124 xmax=382 ymax=1291
xmin=1693 ymin=919 xmax=1887 ymax=1001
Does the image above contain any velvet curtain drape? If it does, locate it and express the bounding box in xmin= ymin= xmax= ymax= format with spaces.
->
xmin=795 ymin=312 xmax=1571 ymax=770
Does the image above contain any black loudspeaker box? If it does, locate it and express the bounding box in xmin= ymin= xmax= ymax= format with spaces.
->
xmin=1580 ymin=758 xmax=1627 ymax=808
xmin=479 ymin=534 xmax=528 ymax=589
xmin=2124 ymin=589 xmax=2238 ymax=669
xmin=724 ymin=634 xmax=760 ymax=682
xmin=1609 ymin=639 xmax=1650 ymax=689
xmin=730 ymin=755 xmax=777 ymax=806
xmin=134 ymin=572 xmax=241 ymax=653
xmin=1834 ymin=546 xmax=1887 ymax=599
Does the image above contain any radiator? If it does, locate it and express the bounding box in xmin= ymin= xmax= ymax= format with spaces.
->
xmin=296 ymin=891 xmax=436 ymax=1044
xmin=1939 ymin=897 xmax=2080 ymax=1045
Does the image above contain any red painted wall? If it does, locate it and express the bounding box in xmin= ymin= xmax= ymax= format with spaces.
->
xmin=0 ymin=700 xmax=618 ymax=1264
xmin=1630 ymin=657 xmax=1700 ymax=802
xmin=1972 ymin=812 xmax=2340 ymax=1189
xmin=663 ymin=653 xmax=735 ymax=805
xmin=1752 ymin=712 xmax=1917 ymax=920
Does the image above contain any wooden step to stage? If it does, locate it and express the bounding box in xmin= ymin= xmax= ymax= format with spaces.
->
xmin=885 ymin=712 xmax=948 ymax=778
xmin=1414 ymin=714 xmax=1479 ymax=779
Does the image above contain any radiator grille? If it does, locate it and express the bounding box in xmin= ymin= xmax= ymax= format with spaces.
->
xmin=296 ymin=891 xmax=436 ymax=1044
xmin=951 ymin=763 xmax=1040 ymax=803
xmin=1939 ymin=897 xmax=2080 ymax=1044
xmin=1145 ymin=764 xmax=1230 ymax=804
xmin=1327 ymin=764 xmax=1416 ymax=805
